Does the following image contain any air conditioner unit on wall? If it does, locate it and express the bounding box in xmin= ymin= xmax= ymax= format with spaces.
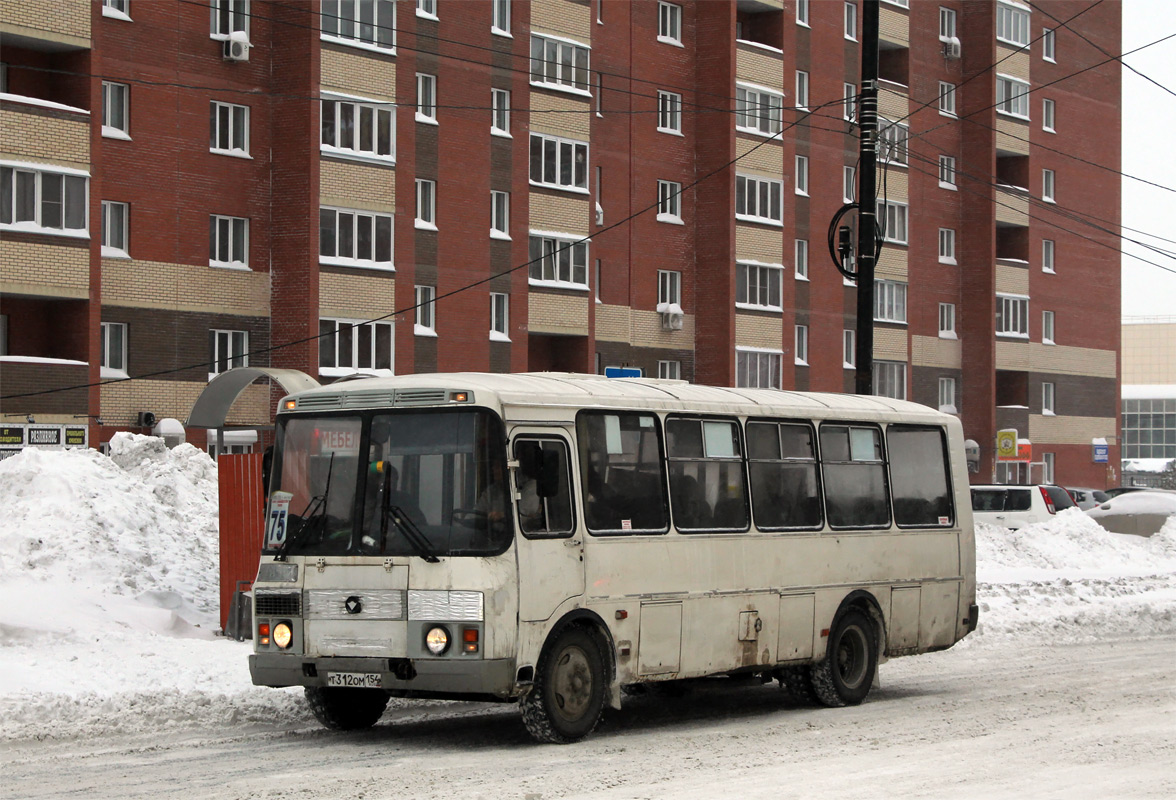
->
xmin=943 ymin=39 xmax=961 ymax=60
xmin=660 ymin=311 xmax=684 ymax=331
xmin=223 ymin=36 xmax=250 ymax=62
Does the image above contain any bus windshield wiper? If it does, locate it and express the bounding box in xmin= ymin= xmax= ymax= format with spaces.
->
xmin=274 ymin=452 xmax=335 ymax=562
xmin=382 ymin=503 xmax=441 ymax=563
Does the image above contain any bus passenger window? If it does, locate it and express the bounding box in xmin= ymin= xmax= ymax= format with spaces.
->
xmin=820 ymin=425 xmax=890 ymax=529
xmin=666 ymin=417 xmax=748 ymax=532
xmin=514 ymin=438 xmax=575 ymax=537
xmin=747 ymin=421 xmax=822 ymax=530
xmin=576 ymin=411 xmax=669 ymax=534
xmin=887 ymin=426 xmax=954 ymax=527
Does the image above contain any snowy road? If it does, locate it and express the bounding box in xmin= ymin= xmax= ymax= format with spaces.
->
xmin=4 ymin=635 xmax=1173 ymax=800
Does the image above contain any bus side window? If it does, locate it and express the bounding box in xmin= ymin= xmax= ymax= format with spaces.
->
xmin=514 ymin=438 xmax=575 ymax=537
xmin=666 ymin=417 xmax=748 ymax=532
xmin=887 ymin=426 xmax=955 ymax=527
xmin=747 ymin=420 xmax=822 ymax=530
xmin=576 ymin=411 xmax=669 ymax=535
xmin=820 ymin=424 xmax=890 ymax=529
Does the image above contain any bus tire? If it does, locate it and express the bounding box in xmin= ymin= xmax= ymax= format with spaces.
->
xmin=776 ymin=666 xmax=818 ymax=705
xmin=520 ymin=627 xmax=606 ymax=744
xmin=305 ymin=686 xmax=389 ymax=730
xmin=810 ymin=609 xmax=877 ymax=708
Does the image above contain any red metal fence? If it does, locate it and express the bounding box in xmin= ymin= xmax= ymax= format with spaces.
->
xmin=217 ymin=452 xmax=265 ymax=631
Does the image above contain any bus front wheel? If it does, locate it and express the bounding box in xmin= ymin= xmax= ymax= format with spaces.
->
xmin=305 ymin=686 xmax=389 ymax=730
xmin=810 ymin=609 xmax=877 ymax=707
xmin=521 ymin=627 xmax=607 ymax=744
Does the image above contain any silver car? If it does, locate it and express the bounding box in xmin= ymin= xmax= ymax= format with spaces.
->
xmin=1066 ymin=487 xmax=1110 ymax=511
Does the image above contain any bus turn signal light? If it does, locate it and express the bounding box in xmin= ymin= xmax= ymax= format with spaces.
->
xmin=258 ymin=622 xmax=271 ymax=646
xmin=462 ymin=627 xmax=479 ymax=653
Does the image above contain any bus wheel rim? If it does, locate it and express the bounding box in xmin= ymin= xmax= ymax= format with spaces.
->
xmin=551 ymin=645 xmax=593 ymax=721
xmin=837 ymin=625 xmax=868 ymax=689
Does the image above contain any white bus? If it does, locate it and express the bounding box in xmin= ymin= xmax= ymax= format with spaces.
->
xmin=250 ymin=372 xmax=977 ymax=743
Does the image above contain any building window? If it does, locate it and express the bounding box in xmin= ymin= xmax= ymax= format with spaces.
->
xmin=529 ymin=234 xmax=589 ymax=288
xmin=1043 ymin=98 xmax=1056 ymax=132
xmin=939 ymin=377 xmax=957 ymax=413
xmin=939 ymin=7 xmax=957 ymax=40
xmin=529 ymin=132 xmax=589 ymax=191
xmin=417 ymin=0 xmax=437 ymax=20
xmin=1043 ymin=238 xmax=1056 ymax=273
xmin=736 ymin=262 xmax=783 ymax=311
xmin=735 ymin=174 xmax=783 ymax=225
xmin=658 ymin=360 xmax=681 ymax=380
xmin=492 ymin=0 xmax=510 ymax=34
xmin=1122 ymin=398 xmax=1176 ymax=459
xmin=1043 ymin=310 xmax=1056 ymax=344
xmin=530 ymin=33 xmax=590 ymax=92
xmin=842 ymin=165 xmax=855 ymax=203
xmin=658 ymin=269 xmax=682 ymax=308
xmin=1042 ymin=168 xmax=1056 ymax=202
xmin=795 ymin=325 xmax=809 ymax=365
xmin=490 ymin=292 xmax=509 ymax=340
xmin=0 ymin=166 xmax=88 ymax=235
xmin=939 ymin=302 xmax=956 ymax=338
xmin=1042 ymin=27 xmax=1056 ymax=61
xmin=996 ymin=294 xmax=1029 ymax=337
xmin=845 ymin=2 xmax=857 ymax=40
xmin=1042 ymin=452 xmax=1055 ymax=483
xmin=415 ymin=179 xmax=436 ymax=229
xmin=872 ymin=360 xmax=906 ymax=399
xmin=658 ymin=90 xmax=682 ymax=133
xmin=939 ymin=228 xmax=956 ymax=264
xmin=491 ymin=88 xmax=511 ymax=135
xmin=102 ymin=81 xmax=129 ymax=138
xmin=103 ymin=0 xmax=130 ymax=20
xmin=878 ymin=119 xmax=909 ymax=165
xmin=1042 ymin=381 xmax=1056 ymax=415
xmin=843 ymin=329 xmax=855 ymax=368
xmin=938 ymin=81 xmax=956 ymax=116
xmin=797 ymin=0 xmax=809 ymax=26
xmin=416 ymin=73 xmax=437 ymax=123
xmin=415 ymin=285 xmax=436 ymax=335
xmin=321 ymin=0 xmax=395 ymax=50
xmin=101 ymin=200 xmax=129 ymax=257
xmin=209 ymin=215 xmax=248 ymax=267
xmin=657 ymin=180 xmax=683 ymax=223
xmin=735 ymin=84 xmax=784 ymax=136
xmin=491 ymin=191 xmax=510 ymax=238
xmin=737 ymin=349 xmax=782 ymax=390
xmin=321 ymin=96 xmax=395 ymax=161
xmin=874 ymin=280 xmax=908 ymax=324
xmin=100 ymin=321 xmax=127 ymax=377
xmin=319 ymin=318 xmax=394 ymax=374
xmin=996 ymin=1 xmax=1030 ymax=47
xmin=210 ymin=101 xmax=249 ymax=155
xmin=996 ymin=74 xmax=1030 ymax=118
xmin=793 ymin=155 xmax=809 ymax=196
xmin=795 ymin=238 xmax=809 ymax=280
xmin=209 ymin=329 xmax=248 ymax=376
xmin=795 ymin=70 xmax=810 ymax=110
xmin=843 ymin=82 xmax=857 ymax=121
xmin=658 ymin=2 xmax=682 ymax=45
xmin=939 ymin=154 xmax=957 ymax=188
xmin=319 ymin=207 xmax=393 ymax=268
xmin=876 ymin=200 xmax=909 ymax=244
xmin=211 ymin=0 xmax=248 ymax=37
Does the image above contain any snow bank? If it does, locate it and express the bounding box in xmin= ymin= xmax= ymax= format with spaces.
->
xmin=1 ymin=442 xmax=1175 ymax=740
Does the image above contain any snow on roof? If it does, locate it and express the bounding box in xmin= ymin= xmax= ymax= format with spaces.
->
xmin=1123 ymin=384 xmax=1176 ymax=400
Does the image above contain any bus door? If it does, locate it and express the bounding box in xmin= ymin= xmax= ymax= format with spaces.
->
xmin=511 ymin=432 xmax=584 ymax=621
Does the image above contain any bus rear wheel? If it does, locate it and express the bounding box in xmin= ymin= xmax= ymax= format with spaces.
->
xmin=305 ymin=686 xmax=389 ymax=730
xmin=521 ymin=627 xmax=606 ymax=744
xmin=810 ymin=609 xmax=877 ymax=707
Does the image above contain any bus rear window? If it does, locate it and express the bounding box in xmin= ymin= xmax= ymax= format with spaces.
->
xmin=887 ymin=426 xmax=954 ymax=527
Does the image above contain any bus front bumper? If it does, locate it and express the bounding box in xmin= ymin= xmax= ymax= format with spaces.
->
xmin=249 ymin=653 xmax=518 ymax=698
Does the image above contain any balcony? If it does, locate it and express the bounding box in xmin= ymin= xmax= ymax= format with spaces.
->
xmin=0 ymin=0 xmax=91 ymax=50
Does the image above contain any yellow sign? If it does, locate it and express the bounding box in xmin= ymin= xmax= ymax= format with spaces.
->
xmin=996 ymin=429 xmax=1018 ymax=460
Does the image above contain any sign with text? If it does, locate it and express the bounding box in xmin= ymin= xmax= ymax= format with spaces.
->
xmin=1093 ymin=443 xmax=1109 ymax=463
xmin=996 ymin=429 xmax=1018 ymax=461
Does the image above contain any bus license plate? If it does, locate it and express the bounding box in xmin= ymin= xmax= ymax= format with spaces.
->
xmin=326 ymin=672 xmax=382 ymax=689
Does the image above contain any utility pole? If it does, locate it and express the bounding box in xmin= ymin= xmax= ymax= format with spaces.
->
xmin=854 ymin=0 xmax=880 ymax=396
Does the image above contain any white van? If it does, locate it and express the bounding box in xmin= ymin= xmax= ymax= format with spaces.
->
xmin=970 ymin=484 xmax=1076 ymax=529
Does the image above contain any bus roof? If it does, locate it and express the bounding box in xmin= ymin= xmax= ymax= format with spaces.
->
xmin=283 ymin=372 xmax=953 ymax=424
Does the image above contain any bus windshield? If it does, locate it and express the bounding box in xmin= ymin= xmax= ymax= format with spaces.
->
xmin=269 ymin=408 xmax=512 ymax=557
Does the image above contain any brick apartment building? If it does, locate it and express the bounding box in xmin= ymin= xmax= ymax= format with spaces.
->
xmin=0 ymin=0 xmax=1120 ymax=485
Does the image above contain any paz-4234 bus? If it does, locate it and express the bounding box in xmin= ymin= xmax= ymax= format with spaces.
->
xmin=249 ymin=372 xmax=977 ymax=743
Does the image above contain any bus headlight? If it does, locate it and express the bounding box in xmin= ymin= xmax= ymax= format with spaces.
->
xmin=273 ymin=621 xmax=293 ymax=649
xmin=425 ymin=626 xmax=450 ymax=655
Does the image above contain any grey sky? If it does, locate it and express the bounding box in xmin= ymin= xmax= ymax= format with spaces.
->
xmin=1121 ymin=0 xmax=1176 ymax=319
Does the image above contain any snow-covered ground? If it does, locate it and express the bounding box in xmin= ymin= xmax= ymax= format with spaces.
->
xmin=1 ymin=435 xmax=1175 ymax=746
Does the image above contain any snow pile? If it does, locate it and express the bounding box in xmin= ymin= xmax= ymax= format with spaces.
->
xmin=1 ymin=441 xmax=1175 ymax=741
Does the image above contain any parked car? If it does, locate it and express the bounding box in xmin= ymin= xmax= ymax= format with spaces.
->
xmin=1087 ymin=491 xmax=1176 ymax=537
xmin=970 ymin=484 xmax=1077 ymax=529
xmin=1066 ymin=487 xmax=1111 ymax=511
